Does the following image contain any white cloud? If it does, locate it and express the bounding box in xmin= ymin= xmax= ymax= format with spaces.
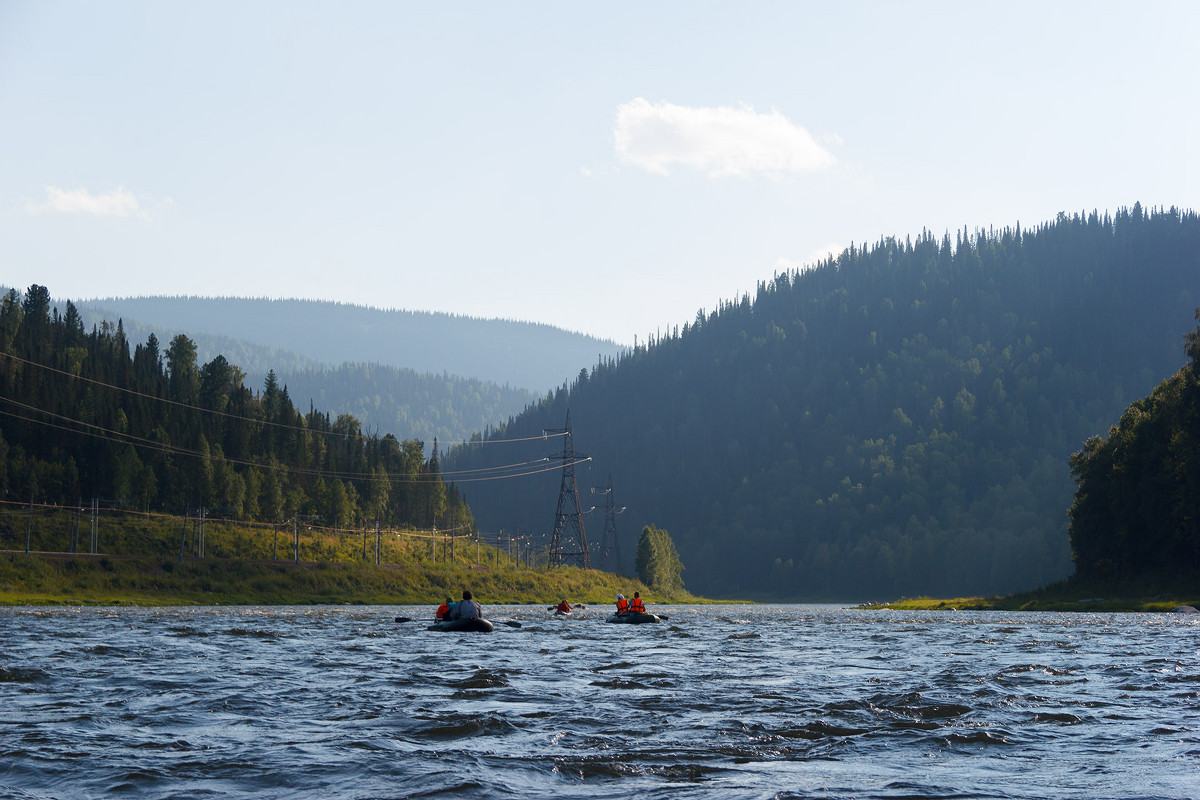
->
xmin=614 ymin=97 xmax=836 ymax=178
xmin=579 ymin=166 xmax=593 ymax=178
xmin=806 ymin=242 xmax=843 ymax=265
xmin=27 ymin=185 xmax=149 ymax=219
xmin=776 ymin=243 xmax=843 ymax=274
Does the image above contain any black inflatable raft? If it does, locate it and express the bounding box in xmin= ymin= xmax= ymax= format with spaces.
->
xmin=427 ymin=617 xmax=495 ymax=632
xmin=605 ymin=611 xmax=660 ymax=624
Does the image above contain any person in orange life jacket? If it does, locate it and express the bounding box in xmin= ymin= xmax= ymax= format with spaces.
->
xmin=446 ymin=589 xmax=482 ymax=620
xmin=615 ymin=594 xmax=630 ymax=614
xmin=629 ymin=592 xmax=646 ymax=614
xmin=435 ymin=597 xmax=453 ymax=621
xmin=555 ymin=599 xmax=571 ymax=613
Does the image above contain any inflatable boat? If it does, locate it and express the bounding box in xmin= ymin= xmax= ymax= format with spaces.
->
xmin=427 ymin=617 xmax=495 ymax=632
xmin=605 ymin=611 xmax=660 ymax=624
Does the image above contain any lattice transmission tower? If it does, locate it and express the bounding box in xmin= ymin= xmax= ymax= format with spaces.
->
xmin=546 ymin=410 xmax=591 ymax=568
xmin=594 ymin=473 xmax=626 ymax=574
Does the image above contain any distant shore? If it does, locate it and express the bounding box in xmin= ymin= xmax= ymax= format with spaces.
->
xmin=860 ymin=585 xmax=1200 ymax=613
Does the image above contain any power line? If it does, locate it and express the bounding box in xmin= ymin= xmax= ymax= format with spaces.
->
xmin=0 ymin=350 xmax=564 ymax=448
xmin=0 ymin=396 xmax=586 ymax=484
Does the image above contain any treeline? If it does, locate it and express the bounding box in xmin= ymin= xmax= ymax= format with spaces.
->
xmin=449 ymin=205 xmax=1200 ymax=599
xmin=1068 ymin=312 xmax=1200 ymax=583
xmin=61 ymin=305 xmax=540 ymax=445
xmin=0 ymin=285 xmax=474 ymax=537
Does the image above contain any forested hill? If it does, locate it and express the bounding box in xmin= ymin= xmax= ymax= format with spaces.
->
xmin=9 ymin=307 xmax=538 ymax=447
xmin=448 ymin=205 xmax=1200 ymax=600
xmin=72 ymin=296 xmax=622 ymax=393
xmin=1068 ymin=314 xmax=1200 ymax=586
xmin=0 ymin=286 xmax=475 ymax=537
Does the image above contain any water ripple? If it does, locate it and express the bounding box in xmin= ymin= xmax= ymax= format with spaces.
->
xmin=2 ymin=604 xmax=1199 ymax=799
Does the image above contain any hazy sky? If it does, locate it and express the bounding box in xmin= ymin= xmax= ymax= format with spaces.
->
xmin=3 ymin=1 xmax=1197 ymax=344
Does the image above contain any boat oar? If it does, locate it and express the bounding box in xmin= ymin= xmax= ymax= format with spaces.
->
xmin=396 ymin=615 xmax=518 ymax=627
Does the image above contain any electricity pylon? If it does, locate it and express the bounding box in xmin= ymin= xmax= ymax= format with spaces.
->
xmin=546 ymin=410 xmax=591 ymax=568
xmin=593 ymin=473 xmax=626 ymax=574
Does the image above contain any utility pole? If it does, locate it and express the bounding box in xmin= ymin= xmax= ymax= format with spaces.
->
xmin=25 ymin=494 xmax=33 ymax=554
xmin=546 ymin=410 xmax=592 ymax=568
xmin=71 ymin=503 xmax=81 ymax=554
xmin=90 ymin=498 xmax=98 ymax=554
xmin=180 ymin=507 xmax=189 ymax=563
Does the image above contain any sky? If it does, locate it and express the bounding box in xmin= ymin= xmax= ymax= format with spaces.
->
xmin=2 ymin=1 xmax=1198 ymax=345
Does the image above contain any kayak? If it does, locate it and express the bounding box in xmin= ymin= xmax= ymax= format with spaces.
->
xmin=606 ymin=611 xmax=660 ymax=624
xmin=427 ymin=617 xmax=495 ymax=633
xmin=553 ymin=610 xmax=573 ymax=618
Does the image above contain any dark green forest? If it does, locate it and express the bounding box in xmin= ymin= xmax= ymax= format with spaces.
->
xmin=449 ymin=205 xmax=1200 ymax=600
xmin=0 ymin=286 xmax=474 ymax=537
xmin=1068 ymin=312 xmax=1200 ymax=583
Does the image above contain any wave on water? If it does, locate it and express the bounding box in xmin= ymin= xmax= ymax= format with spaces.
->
xmin=0 ymin=666 xmax=49 ymax=683
xmin=2 ymin=605 xmax=1199 ymax=800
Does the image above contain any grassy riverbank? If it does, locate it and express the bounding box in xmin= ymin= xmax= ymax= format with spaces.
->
xmin=0 ymin=508 xmax=705 ymax=606
xmin=0 ymin=551 xmax=699 ymax=607
xmin=863 ymin=577 xmax=1200 ymax=613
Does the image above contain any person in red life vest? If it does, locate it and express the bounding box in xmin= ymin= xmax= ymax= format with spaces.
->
xmin=555 ymin=599 xmax=572 ymax=614
xmin=615 ymin=593 xmax=630 ymax=615
xmin=629 ymin=592 xmax=646 ymax=614
xmin=435 ymin=596 xmax=453 ymax=620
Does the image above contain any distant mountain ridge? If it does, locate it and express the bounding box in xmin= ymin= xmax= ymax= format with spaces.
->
xmin=62 ymin=295 xmax=621 ymax=443
xmin=73 ymin=296 xmax=623 ymax=393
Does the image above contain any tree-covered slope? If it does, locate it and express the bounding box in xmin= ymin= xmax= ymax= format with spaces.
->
xmin=56 ymin=305 xmax=538 ymax=445
xmin=448 ymin=205 xmax=1200 ymax=600
xmin=72 ymin=296 xmax=622 ymax=392
xmin=0 ymin=287 xmax=474 ymax=537
xmin=277 ymin=362 xmax=535 ymax=446
xmin=1068 ymin=313 xmax=1200 ymax=584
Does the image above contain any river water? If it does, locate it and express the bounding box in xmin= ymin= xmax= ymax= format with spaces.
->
xmin=1 ymin=604 xmax=1197 ymax=799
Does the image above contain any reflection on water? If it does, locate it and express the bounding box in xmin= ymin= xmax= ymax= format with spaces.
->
xmin=2 ymin=604 xmax=1198 ymax=799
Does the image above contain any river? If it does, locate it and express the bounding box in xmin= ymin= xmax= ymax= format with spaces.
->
xmin=1 ymin=604 xmax=1197 ymax=799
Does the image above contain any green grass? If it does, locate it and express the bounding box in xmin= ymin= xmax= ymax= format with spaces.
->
xmin=0 ymin=551 xmax=706 ymax=607
xmin=859 ymin=578 xmax=1200 ymax=613
xmin=0 ymin=508 xmax=708 ymax=606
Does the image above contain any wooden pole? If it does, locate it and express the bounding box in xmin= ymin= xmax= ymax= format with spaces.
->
xmin=179 ymin=507 xmax=188 ymax=563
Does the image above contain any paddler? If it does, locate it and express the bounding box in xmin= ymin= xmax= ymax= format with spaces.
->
xmin=435 ymin=596 xmax=453 ymax=621
xmin=446 ymin=589 xmax=482 ymax=621
xmin=555 ymin=599 xmax=572 ymax=614
xmin=615 ymin=593 xmax=630 ymax=615
xmin=629 ymin=592 xmax=646 ymax=614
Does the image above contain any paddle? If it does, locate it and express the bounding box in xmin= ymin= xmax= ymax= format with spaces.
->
xmin=397 ymin=616 xmax=519 ymax=628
